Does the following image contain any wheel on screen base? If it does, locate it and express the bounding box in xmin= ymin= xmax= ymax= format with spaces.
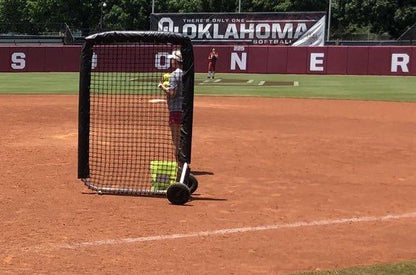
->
xmin=185 ymin=173 xmax=198 ymax=194
xmin=167 ymin=183 xmax=191 ymax=205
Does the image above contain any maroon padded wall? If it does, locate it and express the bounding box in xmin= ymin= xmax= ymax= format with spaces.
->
xmin=2 ymin=45 xmax=415 ymax=76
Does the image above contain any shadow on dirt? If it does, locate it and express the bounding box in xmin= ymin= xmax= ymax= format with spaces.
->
xmin=192 ymin=171 xmax=214 ymax=176
xmin=190 ymin=194 xmax=227 ymax=202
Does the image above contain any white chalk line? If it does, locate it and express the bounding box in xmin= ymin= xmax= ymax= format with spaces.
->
xmin=23 ymin=211 xmax=416 ymax=253
xmin=148 ymin=99 xmax=166 ymax=103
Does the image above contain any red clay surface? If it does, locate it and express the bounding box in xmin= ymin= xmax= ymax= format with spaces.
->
xmin=1 ymin=95 xmax=416 ymax=274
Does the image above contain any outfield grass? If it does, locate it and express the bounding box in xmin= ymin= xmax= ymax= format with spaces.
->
xmin=0 ymin=73 xmax=79 ymax=94
xmin=0 ymin=72 xmax=415 ymax=102
xmin=298 ymin=260 xmax=416 ymax=275
xmin=196 ymin=73 xmax=416 ymax=102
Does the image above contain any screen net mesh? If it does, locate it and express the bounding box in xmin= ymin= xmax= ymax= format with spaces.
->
xmin=87 ymin=42 xmax=180 ymax=194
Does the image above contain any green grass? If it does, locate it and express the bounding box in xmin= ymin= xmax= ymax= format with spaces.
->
xmin=196 ymin=73 xmax=416 ymax=102
xmin=0 ymin=72 xmax=79 ymax=94
xmin=297 ymin=260 xmax=416 ymax=275
xmin=0 ymin=72 xmax=415 ymax=102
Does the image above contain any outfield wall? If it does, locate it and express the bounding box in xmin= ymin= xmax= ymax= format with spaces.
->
xmin=2 ymin=45 xmax=415 ymax=76
xmin=2 ymin=46 xmax=81 ymax=72
xmin=194 ymin=46 xmax=416 ymax=76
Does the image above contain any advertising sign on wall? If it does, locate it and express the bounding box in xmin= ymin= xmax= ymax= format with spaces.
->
xmin=150 ymin=12 xmax=326 ymax=46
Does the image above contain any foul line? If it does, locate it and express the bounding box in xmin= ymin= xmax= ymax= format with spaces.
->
xmin=24 ymin=212 xmax=416 ymax=253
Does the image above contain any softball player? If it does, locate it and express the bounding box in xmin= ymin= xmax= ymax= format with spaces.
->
xmin=207 ymin=48 xmax=218 ymax=79
xmin=158 ymin=50 xmax=183 ymax=161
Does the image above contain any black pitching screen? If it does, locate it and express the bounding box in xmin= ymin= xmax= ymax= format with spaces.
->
xmin=78 ymin=32 xmax=194 ymax=195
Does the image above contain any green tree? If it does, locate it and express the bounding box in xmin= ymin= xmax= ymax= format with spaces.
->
xmin=101 ymin=0 xmax=151 ymax=31
xmin=198 ymin=0 xmax=238 ymax=12
xmin=0 ymin=0 xmax=31 ymax=33
xmin=241 ymin=0 xmax=327 ymax=12
xmin=338 ymin=0 xmax=416 ymax=38
xmin=0 ymin=0 xmax=414 ymax=39
xmin=25 ymin=0 xmax=100 ymax=35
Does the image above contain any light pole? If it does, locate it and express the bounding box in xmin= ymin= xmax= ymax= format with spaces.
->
xmin=99 ymin=2 xmax=107 ymax=31
xmin=327 ymin=0 xmax=332 ymax=41
xmin=238 ymin=0 xmax=241 ymax=13
xmin=152 ymin=0 xmax=155 ymax=14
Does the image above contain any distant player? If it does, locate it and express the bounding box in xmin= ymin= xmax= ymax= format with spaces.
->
xmin=158 ymin=50 xmax=183 ymax=162
xmin=207 ymin=48 xmax=218 ymax=79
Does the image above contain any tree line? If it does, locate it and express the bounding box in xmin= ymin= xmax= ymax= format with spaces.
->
xmin=0 ymin=0 xmax=414 ymax=39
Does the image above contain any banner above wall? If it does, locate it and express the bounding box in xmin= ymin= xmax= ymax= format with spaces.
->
xmin=150 ymin=12 xmax=326 ymax=46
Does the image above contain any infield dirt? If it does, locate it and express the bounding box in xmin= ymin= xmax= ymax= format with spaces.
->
xmin=1 ymin=95 xmax=415 ymax=274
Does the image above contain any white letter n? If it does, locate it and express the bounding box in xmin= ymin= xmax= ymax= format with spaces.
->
xmin=231 ymin=52 xmax=247 ymax=71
